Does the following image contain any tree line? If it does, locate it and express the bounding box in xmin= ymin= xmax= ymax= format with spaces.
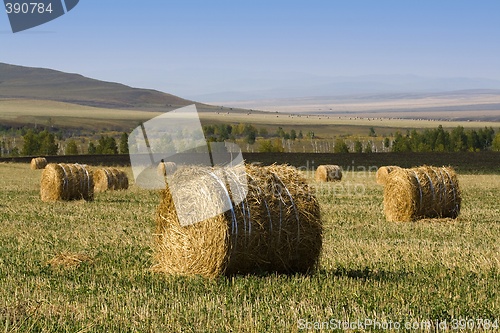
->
xmin=1 ymin=124 xmax=499 ymax=157
xmin=391 ymin=125 xmax=498 ymax=152
xmin=5 ymin=129 xmax=129 ymax=157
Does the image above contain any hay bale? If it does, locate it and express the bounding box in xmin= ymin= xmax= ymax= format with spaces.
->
xmin=40 ymin=163 xmax=94 ymax=202
xmin=157 ymin=161 xmax=177 ymax=177
xmin=94 ymin=168 xmax=129 ymax=192
xmin=315 ymin=165 xmax=342 ymax=182
xmin=376 ymin=166 xmax=401 ymax=185
xmin=154 ymin=164 xmax=322 ymax=277
xmin=30 ymin=157 xmax=47 ymax=170
xmin=383 ymin=166 xmax=461 ymax=222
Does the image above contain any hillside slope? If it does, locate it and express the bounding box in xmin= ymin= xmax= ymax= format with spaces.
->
xmin=0 ymin=62 xmax=195 ymax=109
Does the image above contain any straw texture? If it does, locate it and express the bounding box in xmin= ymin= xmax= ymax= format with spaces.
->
xmin=30 ymin=157 xmax=47 ymax=170
xmin=383 ymin=166 xmax=461 ymax=222
xmin=40 ymin=163 xmax=94 ymax=202
xmin=94 ymin=168 xmax=129 ymax=192
xmin=315 ymin=165 xmax=342 ymax=182
xmin=154 ymin=164 xmax=322 ymax=277
xmin=376 ymin=166 xmax=401 ymax=185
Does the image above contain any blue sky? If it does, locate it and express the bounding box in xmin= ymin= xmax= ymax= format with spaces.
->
xmin=1 ymin=1 xmax=500 ymax=99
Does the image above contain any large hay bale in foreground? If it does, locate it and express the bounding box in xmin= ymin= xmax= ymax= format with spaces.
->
xmin=315 ymin=165 xmax=342 ymax=182
xmin=94 ymin=168 xmax=129 ymax=192
xmin=154 ymin=164 xmax=322 ymax=278
xmin=30 ymin=157 xmax=47 ymax=170
xmin=40 ymin=163 xmax=94 ymax=202
xmin=157 ymin=161 xmax=177 ymax=177
xmin=383 ymin=166 xmax=461 ymax=222
xmin=376 ymin=166 xmax=401 ymax=185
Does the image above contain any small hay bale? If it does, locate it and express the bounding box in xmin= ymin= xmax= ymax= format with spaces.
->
xmin=315 ymin=165 xmax=342 ymax=182
xmin=157 ymin=161 xmax=177 ymax=177
xmin=383 ymin=166 xmax=461 ymax=222
xmin=154 ymin=164 xmax=322 ymax=278
xmin=30 ymin=157 xmax=47 ymax=170
xmin=94 ymin=168 xmax=129 ymax=192
xmin=376 ymin=166 xmax=401 ymax=185
xmin=46 ymin=252 xmax=93 ymax=269
xmin=40 ymin=163 xmax=94 ymax=202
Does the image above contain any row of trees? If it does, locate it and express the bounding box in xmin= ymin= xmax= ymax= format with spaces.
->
xmin=21 ymin=130 xmax=58 ymax=156
xmin=203 ymin=124 xmax=311 ymax=144
xmin=391 ymin=126 xmax=497 ymax=152
xmin=3 ymin=125 xmax=499 ymax=157
xmin=16 ymin=129 xmax=129 ymax=156
xmin=86 ymin=134 xmax=129 ymax=155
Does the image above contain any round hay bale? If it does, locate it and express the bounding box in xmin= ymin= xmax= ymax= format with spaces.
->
xmin=94 ymin=168 xmax=129 ymax=192
xmin=383 ymin=166 xmax=461 ymax=222
xmin=30 ymin=157 xmax=47 ymax=170
xmin=315 ymin=165 xmax=342 ymax=182
xmin=375 ymin=166 xmax=401 ymax=185
xmin=154 ymin=164 xmax=322 ymax=277
xmin=40 ymin=163 xmax=94 ymax=202
xmin=157 ymin=161 xmax=177 ymax=177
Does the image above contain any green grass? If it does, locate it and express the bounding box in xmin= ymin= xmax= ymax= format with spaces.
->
xmin=0 ymin=163 xmax=499 ymax=332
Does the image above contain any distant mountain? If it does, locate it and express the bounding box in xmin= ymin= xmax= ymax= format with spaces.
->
xmin=0 ymin=62 xmax=196 ymax=109
xmin=184 ymin=72 xmax=500 ymax=102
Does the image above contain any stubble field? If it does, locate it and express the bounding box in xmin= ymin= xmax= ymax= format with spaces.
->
xmin=0 ymin=163 xmax=499 ymax=332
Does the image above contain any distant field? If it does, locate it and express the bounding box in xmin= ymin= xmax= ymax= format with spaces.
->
xmin=215 ymin=91 xmax=500 ymax=121
xmin=0 ymin=163 xmax=499 ymax=331
xmin=0 ymin=99 xmax=156 ymax=131
xmin=1 ymin=99 xmax=498 ymax=137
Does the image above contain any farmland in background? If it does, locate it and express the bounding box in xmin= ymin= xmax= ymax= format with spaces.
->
xmin=1 ymin=99 xmax=499 ymax=156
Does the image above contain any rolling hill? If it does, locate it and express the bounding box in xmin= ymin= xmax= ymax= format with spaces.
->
xmin=0 ymin=62 xmax=197 ymax=110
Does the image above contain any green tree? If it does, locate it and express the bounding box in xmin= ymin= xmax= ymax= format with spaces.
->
xmin=298 ymin=130 xmax=303 ymax=139
xmin=290 ymin=129 xmax=297 ymax=141
xmin=258 ymin=139 xmax=284 ymax=152
xmin=450 ymin=126 xmax=468 ymax=152
xmin=21 ymin=129 xmax=40 ymax=156
xmin=334 ymin=138 xmax=349 ymax=153
xmin=364 ymin=142 xmax=373 ymax=153
xmin=203 ymin=125 xmax=215 ymax=136
xmin=354 ymin=140 xmax=363 ymax=153
xmin=383 ymin=137 xmax=390 ymax=149
xmin=38 ymin=130 xmax=58 ymax=155
xmin=119 ymin=132 xmax=129 ymax=154
xmin=466 ymin=130 xmax=480 ymax=151
xmin=392 ymin=132 xmax=412 ymax=152
xmin=493 ymin=132 xmax=500 ymax=152
xmin=214 ymin=124 xmax=232 ymax=141
xmin=433 ymin=125 xmax=449 ymax=152
xmin=88 ymin=142 xmax=97 ymax=154
xmin=246 ymin=131 xmax=256 ymax=145
xmin=478 ymin=127 xmax=495 ymax=150
xmin=259 ymin=127 xmax=269 ymax=137
xmin=368 ymin=127 xmax=376 ymax=137
xmin=10 ymin=147 xmax=20 ymax=157
xmin=96 ymin=136 xmax=118 ymax=154
xmin=65 ymin=139 xmax=79 ymax=155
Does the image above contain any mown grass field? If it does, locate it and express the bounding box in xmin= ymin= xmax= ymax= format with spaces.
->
xmin=1 ymin=163 xmax=499 ymax=332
